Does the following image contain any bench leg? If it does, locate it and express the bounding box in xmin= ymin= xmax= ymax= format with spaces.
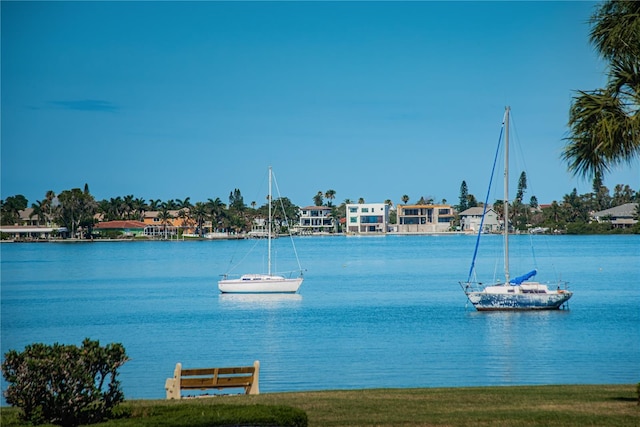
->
xmin=165 ymin=362 xmax=182 ymax=399
xmin=248 ymin=360 xmax=260 ymax=395
xmin=165 ymin=378 xmax=180 ymax=399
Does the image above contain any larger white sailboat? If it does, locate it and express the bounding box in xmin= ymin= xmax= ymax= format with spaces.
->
xmin=460 ymin=107 xmax=573 ymax=310
xmin=218 ymin=167 xmax=304 ymax=294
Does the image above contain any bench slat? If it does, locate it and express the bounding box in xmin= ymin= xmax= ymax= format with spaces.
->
xmin=214 ymin=376 xmax=253 ymax=386
xmin=181 ymin=367 xmax=255 ymax=376
xmin=181 ymin=376 xmax=252 ymax=389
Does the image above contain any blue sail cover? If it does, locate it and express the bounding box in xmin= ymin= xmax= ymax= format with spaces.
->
xmin=510 ymin=269 xmax=537 ymax=285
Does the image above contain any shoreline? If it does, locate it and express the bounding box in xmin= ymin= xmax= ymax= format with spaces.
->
xmin=3 ymin=230 xmax=575 ymax=243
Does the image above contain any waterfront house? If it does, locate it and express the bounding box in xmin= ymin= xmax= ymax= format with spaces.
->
xmin=298 ymin=206 xmax=334 ymax=234
xmin=18 ymin=208 xmax=39 ymax=226
xmin=0 ymin=208 xmax=68 ymax=240
xmin=458 ymin=206 xmax=500 ymax=233
xmin=142 ymin=209 xmax=196 ymax=237
xmin=248 ymin=217 xmax=268 ymax=238
xmin=396 ymin=203 xmax=455 ymax=233
xmin=0 ymin=225 xmax=68 ymax=240
xmin=345 ymin=203 xmax=390 ymax=234
xmin=591 ymin=203 xmax=638 ymax=229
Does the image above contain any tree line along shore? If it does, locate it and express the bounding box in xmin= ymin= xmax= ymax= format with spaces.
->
xmin=1 ymin=174 xmax=639 ymax=241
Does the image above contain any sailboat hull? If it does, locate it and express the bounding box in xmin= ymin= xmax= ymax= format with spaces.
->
xmin=218 ymin=275 xmax=303 ymax=294
xmin=466 ymin=289 xmax=572 ymax=311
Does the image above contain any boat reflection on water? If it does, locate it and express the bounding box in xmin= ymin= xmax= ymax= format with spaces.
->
xmin=218 ymin=293 xmax=302 ymax=309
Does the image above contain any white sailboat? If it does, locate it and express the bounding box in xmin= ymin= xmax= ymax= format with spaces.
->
xmin=460 ymin=107 xmax=573 ymax=310
xmin=218 ymin=167 xmax=304 ymax=294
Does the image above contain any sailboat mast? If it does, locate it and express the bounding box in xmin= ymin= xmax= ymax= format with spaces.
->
xmin=268 ymin=166 xmax=272 ymax=276
xmin=504 ymin=106 xmax=510 ymax=284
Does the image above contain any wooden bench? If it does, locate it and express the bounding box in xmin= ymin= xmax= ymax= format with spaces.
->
xmin=165 ymin=361 xmax=260 ymax=399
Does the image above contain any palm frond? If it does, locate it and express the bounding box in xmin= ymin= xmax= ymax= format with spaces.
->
xmin=589 ymin=1 xmax=640 ymax=61
xmin=607 ymin=56 xmax=640 ymax=107
xmin=563 ymin=90 xmax=639 ymax=178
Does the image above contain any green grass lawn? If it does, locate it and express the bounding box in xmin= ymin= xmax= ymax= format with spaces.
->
xmin=1 ymin=384 xmax=638 ymax=426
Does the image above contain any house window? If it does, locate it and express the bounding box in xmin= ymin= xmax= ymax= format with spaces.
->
xmin=349 ymin=207 xmax=358 ymax=213
xmin=362 ymin=208 xmax=369 ymax=213
xmin=361 ymin=216 xmax=382 ymax=224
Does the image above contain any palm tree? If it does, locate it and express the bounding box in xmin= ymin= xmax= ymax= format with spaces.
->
xmin=493 ymin=200 xmax=505 ymax=223
xmin=207 ymin=198 xmax=226 ymax=233
xmin=148 ymin=199 xmax=161 ymax=211
xmin=176 ymin=197 xmax=192 ymax=210
xmin=176 ymin=209 xmax=191 ymax=234
xmin=325 ymin=189 xmax=336 ymax=207
xmin=123 ymin=195 xmax=136 ymax=219
xmin=612 ymin=184 xmax=636 ymax=205
xmin=113 ymin=197 xmax=123 ymax=219
xmin=97 ymin=199 xmax=111 ymax=221
xmin=562 ymin=189 xmax=589 ymax=223
xmin=30 ymin=200 xmax=47 ymax=225
xmin=313 ymin=191 xmax=323 ymax=206
xmin=563 ymin=1 xmax=640 ymax=179
xmin=401 ymin=195 xmax=409 ymax=204
xmin=157 ymin=206 xmax=173 ymax=240
xmin=192 ymin=202 xmax=209 ymax=236
xmin=44 ymin=190 xmax=56 ymax=225
xmin=164 ymin=199 xmax=178 ymax=210
xmin=543 ymin=201 xmax=563 ymax=226
xmin=132 ymin=197 xmax=146 ymax=221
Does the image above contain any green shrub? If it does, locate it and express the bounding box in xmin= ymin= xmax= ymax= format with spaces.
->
xmin=98 ymin=230 xmax=124 ymax=239
xmin=565 ymin=221 xmax=611 ymax=234
xmin=1 ymin=338 xmax=129 ymax=426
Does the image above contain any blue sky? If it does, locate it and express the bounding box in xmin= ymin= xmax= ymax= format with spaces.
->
xmin=2 ymin=1 xmax=638 ymax=208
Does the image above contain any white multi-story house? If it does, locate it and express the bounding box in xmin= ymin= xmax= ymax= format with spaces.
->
xmin=458 ymin=206 xmax=500 ymax=233
xmin=298 ymin=206 xmax=334 ymax=234
xmin=396 ymin=203 xmax=455 ymax=233
xmin=345 ymin=203 xmax=390 ymax=234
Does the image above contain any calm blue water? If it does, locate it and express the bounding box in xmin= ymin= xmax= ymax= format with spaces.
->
xmin=1 ymin=235 xmax=639 ymax=402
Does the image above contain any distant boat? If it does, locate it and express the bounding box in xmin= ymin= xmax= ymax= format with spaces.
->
xmin=218 ymin=166 xmax=304 ymax=294
xmin=459 ymin=107 xmax=573 ymax=311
